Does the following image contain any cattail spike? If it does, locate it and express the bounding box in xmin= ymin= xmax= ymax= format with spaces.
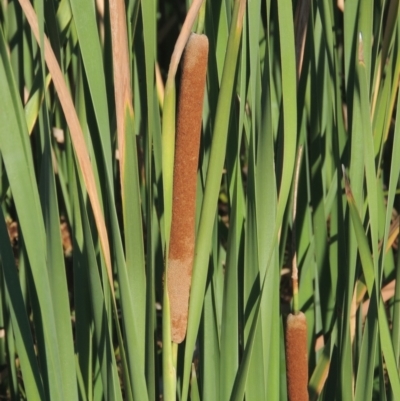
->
xmin=285 ymin=312 xmax=309 ymax=401
xmin=167 ymin=33 xmax=209 ymax=344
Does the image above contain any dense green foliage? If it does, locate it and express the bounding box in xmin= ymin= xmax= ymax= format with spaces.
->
xmin=0 ymin=0 xmax=400 ymax=400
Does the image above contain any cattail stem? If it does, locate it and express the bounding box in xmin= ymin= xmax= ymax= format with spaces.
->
xmin=167 ymin=33 xmax=209 ymax=344
xmin=291 ymin=145 xmax=303 ymax=314
xmin=196 ymin=1 xmax=206 ymax=34
xmin=285 ymin=145 xmax=308 ymax=401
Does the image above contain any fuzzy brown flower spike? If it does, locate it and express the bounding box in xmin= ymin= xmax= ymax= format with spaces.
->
xmin=167 ymin=33 xmax=209 ymax=344
xmin=285 ymin=312 xmax=309 ymax=401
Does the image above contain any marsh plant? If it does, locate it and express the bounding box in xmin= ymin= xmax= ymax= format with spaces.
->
xmin=1 ymin=0 xmax=400 ymax=400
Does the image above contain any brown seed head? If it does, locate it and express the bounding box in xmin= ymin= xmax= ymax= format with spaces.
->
xmin=167 ymin=33 xmax=209 ymax=344
xmin=285 ymin=312 xmax=309 ymax=401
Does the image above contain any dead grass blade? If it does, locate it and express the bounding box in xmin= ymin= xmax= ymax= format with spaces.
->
xmin=18 ymin=0 xmax=113 ymax=294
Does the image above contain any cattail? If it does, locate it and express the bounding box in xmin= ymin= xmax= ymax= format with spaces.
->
xmin=285 ymin=312 xmax=309 ymax=401
xmin=167 ymin=33 xmax=209 ymax=344
xmin=286 ymin=146 xmax=308 ymax=401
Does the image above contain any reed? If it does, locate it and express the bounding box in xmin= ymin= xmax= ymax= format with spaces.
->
xmin=167 ymin=33 xmax=209 ymax=344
